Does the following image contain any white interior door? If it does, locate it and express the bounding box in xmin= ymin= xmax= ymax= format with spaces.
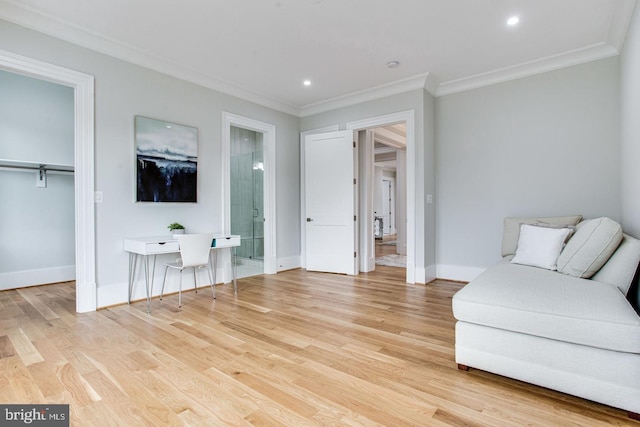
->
xmin=305 ymin=130 xmax=357 ymax=275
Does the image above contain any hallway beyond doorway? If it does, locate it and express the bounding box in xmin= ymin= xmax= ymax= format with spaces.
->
xmin=375 ymin=234 xmax=406 ymax=267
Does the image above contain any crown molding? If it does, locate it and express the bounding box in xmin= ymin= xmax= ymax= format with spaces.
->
xmin=299 ymin=73 xmax=432 ymax=117
xmin=435 ymin=42 xmax=619 ymax=97
xmin=0 ymin=1 xmax=302 ymax=116
xmin=435 ymin=0 xmax=635 ymax=97
xmin=1 ymin=0 xmax=635 ymax=115
xmin=607 ymin=0 xmax=636 ymax=51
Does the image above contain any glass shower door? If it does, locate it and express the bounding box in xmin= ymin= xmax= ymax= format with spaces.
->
xmin=230 ymin=126 xmax=264 ymax=276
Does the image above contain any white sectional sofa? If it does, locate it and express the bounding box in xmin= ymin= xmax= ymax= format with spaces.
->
xmin=452 ymin=216 xmax=640 ymax=419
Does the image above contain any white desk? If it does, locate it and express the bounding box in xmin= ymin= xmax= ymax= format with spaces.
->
xmin=123 ymin=235 xmax=240 ymax=312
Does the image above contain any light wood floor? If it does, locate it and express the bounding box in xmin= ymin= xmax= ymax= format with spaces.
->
xmin=1 ymin=269 xmax=637 ymax=426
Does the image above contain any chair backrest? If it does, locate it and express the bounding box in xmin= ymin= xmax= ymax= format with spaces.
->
xmin=177 ymin=233 xmax=214 ymax=268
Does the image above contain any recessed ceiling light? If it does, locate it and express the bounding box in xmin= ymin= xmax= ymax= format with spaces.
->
xmin=387 ymin=61 xmax=400 ymax=69
xmin=507 ymin=16 xmax=520 ymax=26
xmin=303 ymin=80 xmax=311 ymax=86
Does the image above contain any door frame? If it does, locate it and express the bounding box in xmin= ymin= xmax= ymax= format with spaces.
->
xmin=222 ymin=112 xmax=277 ymax=274
xmin=347 ymin=110 xmax=416 ymax=284
xmin=299 ymin=125 xmax=340 ymax=269
xmin=0 ymin=49 xmax=96 ymax=312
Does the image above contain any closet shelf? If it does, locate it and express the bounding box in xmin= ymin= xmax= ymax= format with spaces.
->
xmin=0 ymin=158 xmax=74 ymax=173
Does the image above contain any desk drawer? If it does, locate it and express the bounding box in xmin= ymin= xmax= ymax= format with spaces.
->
xmin=146 ymin=241 xmax=180 ymax=254
xmin=213 ymin=236 xmax=241 ymax=248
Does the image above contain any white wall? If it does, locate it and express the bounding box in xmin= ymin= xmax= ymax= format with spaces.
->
xmin=620 ymin=2 xmax=640 ymax=313
xmin=621 ymin=3 xmax=640 ymax=238
xmin=436 ymin=57 xmax=621 ymax=281
xmin=0 ymin=19 xmax=300 ymax=307
xmin=0 ymin=70 xmax=75 ymax=288
xmin=0 ymin=69 xmax=74 ymax=164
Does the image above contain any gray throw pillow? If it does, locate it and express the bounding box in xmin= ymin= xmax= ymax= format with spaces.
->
xmin=557 ymin=217 xmax=623 ymax=279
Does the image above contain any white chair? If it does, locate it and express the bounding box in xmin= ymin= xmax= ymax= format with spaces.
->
xmin=159 ymin=233 xmax=214 ymax=308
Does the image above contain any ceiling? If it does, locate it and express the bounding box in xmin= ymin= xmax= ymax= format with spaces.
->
xmin=374 ymin=123 xmax=406 ymax=172
xmin=0 ymin=0 xmax=635 ymax=117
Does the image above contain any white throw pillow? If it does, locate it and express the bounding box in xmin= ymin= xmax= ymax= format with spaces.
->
xmin=557 ymin=217 xmax=623 ymax=278
xmin=501 ymin=215 xmax=582 ymax=257
xmin=511 ymin=224 xmax=573 ymax=270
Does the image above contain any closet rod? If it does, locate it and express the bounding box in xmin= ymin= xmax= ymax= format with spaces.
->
xmin=0 ymin=164 xmax=74 ymax=173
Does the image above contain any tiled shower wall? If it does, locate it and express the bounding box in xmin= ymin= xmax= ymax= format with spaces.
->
xmin=230 ymin=126 xmax=264 ymax=260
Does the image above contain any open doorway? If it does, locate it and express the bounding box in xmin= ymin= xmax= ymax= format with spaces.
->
xmin=347 ymin=110 xmax=416 ymax=283
xmin=371 ymin=123 xmax=406 ymax=268
xmin=0 ymin=49 xmax=96 ymax=313
xmin=230 ymin=126 xmax=265 ymax=278
xmin=0 ymin=70 xmax=76 ymax=290
xmin=222 ymin=113 xmax=277 ymax=279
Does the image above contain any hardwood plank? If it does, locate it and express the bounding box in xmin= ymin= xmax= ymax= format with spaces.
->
xmin=0 ymin=269 xmax=636 ymax=426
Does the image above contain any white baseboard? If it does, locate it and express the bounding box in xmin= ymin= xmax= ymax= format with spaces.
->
xmin=425 ymin=264 xmax=437 ymax=283
xmin=97 ymin=271 xmax=226 ymax=309
xmin=436 ymin=264 xmax=486 ymax=282
xmin=0 ymin=265 xmax=75 ymax=290
xmin=97 ymin=281 xmax=129 ymax=309
xmin=277 ymin=255 xmax=301 ymax=272
xmin=414 ymin=264 xmax=437 ymax=284
xmin=362 ymin=256 xmax=376 ymax=273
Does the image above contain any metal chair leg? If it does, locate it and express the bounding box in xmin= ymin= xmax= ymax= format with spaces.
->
xmin=206 ymin=264 xmax=215 ymax=299
xmin=193 ymin=268 xmax=198 ymax=293
xmin=160 ymin=265 xmax=169 ymax=300
xmin=178 ymin=270 xmax=183 ymax=308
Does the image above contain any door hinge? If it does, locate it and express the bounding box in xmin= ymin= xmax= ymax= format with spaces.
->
xmin=353 ymin=178 xmax=357 ymax=185
xmin=354 ymin=215 xmax=357 ymax=221
xmin=354 ymin=251 xmax=357 ymax=258
xmin=353 ymin=141 xmax=356 ymax=148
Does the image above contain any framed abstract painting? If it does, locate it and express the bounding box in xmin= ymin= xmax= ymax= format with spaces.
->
xmin=135 ymin=116 xmax=198 ymax=203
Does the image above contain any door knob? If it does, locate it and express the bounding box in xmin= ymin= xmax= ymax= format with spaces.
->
xmin=306 ymin=218 xmax=313 ymax=222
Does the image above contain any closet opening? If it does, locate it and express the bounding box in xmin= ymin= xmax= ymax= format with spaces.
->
xmin=0 ymin=70 xmax=76 ymax=291
xmin=0 ymin=50 xmax=96 ymax=313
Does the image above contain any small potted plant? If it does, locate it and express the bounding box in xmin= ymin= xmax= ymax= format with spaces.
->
xmin=168 ymin=222 xmax=185 ymax=237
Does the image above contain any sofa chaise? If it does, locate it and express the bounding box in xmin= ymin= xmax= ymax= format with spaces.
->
xmin=452 ymin=215 xmax=640 ymax=419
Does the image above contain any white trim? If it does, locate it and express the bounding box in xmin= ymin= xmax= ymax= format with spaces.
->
xmin=435 ymin=43 xmax=619 ymax=97
xmin=436 ymin=264 xmax=486 ymax=282
xmin=606 ymin=0 xmax=637 ymax=52
xmin=0 ymin=266 xmax=75 ymax=291
xmin=424 ymin=264 xmax=437 ymax=284
xmin=300 ymin=74 xmax=431 ymax=117
xmin=0 ymin=2 xmax=300 ymax=117
xmin=277 ymin=255 xmax=301 ymax=272
xmin=0 ymin=49 xmax=96 ymax=313
xmin=347 ymin=110 xmax=416 ymax=284
xmin=0 ymin=0 xmax=633 ymax=113
xmin=222 ymin=112 xmax=277 ymax=275
xmin=299 ymin=125 xmax=340 ymax=269
xmin=359 ymin=130 xmax=375 ymax=273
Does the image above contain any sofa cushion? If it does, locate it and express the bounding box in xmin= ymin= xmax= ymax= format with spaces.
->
xmin=592 ymin=233 xmax=640 ymax=295
xmin=502 ymin=215 xmax=582 ymax=257
xmin=452 ymin=262 xmax=640 ymax=353
xmin=510 ymin=224 xmax=573 ymax=270
xmin=557 ymin=217 xmax=623 ymax=279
